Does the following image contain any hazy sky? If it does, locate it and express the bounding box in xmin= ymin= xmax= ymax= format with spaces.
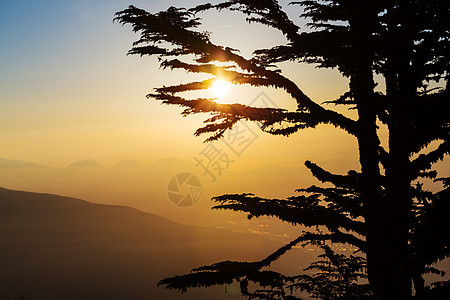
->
xmin=1 ymin=0 xmax=359 ymax=174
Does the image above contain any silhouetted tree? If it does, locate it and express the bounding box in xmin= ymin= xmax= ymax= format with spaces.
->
xmin=115 ymin=0 xmax=449 ymax=299
xmin=291 ymin=242 xmax=371 ymax=299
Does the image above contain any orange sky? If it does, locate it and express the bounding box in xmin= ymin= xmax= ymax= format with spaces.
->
xmin=0 ymin=0 xmax=360 ymax=173
xmin=1 ymin=0 xmax=449 ymax=245
xmin=1 ymin=0 xmax=447 ymax=181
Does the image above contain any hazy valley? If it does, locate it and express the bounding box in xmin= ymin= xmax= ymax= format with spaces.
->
xmin=0 ymin=187 xmax=321 ymax=300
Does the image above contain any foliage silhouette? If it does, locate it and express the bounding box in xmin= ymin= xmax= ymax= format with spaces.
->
xmin=115 ymin=0 xmax=450 ymax=299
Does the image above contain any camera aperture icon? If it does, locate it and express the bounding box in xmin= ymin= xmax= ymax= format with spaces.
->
xmin=167 ymin=173 xmax=202 ymax=207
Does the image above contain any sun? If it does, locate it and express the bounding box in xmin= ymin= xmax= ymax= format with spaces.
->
xmin=211 ymin=79 xmax=231 ymax=99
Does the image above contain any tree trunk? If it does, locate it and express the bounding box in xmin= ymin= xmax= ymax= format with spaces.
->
xmin=377 ymin=2 xmax=416 ymax=297
xmin=352 ymin=71 xmax=386 ymax=299
xmin=355 ymin=65 xmax=412 ymax=300
xmin=383 ymin=118 xmax=412 ymax=298
xmin=350 ymin=5 xmax=412 ymax=297
xmin=380 ymin=52 xmax=414 ymax=299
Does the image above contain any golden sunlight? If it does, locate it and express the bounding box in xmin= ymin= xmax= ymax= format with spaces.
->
xmin=211 ymin=79 xmax=231 ymax=99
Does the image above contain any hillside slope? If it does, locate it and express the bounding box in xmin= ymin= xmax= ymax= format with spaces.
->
xmin=0 ymin=187 xmax=285 ymax=300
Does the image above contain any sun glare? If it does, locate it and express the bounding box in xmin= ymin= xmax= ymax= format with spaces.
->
xmin=211 ymin=79 xmax=231 ymax=99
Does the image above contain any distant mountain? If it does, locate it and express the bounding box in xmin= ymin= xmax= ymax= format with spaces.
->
xmin=0 ymin=187 xmax=286 ymax=300
xmin=0 ymin=157 xmax=49 ymax=169
xmin=63 ymin=159 xmax=105 ymax=169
